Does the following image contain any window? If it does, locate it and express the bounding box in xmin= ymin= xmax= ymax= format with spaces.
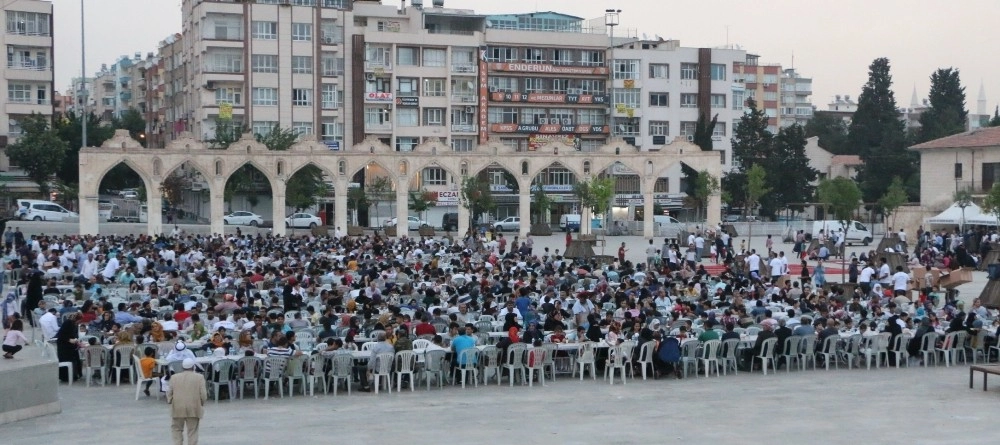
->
xmin=251 ymin=55 xmax=278 ymax=73
xmin=614 ymin=118 xmax=639 ymax=136
xmin=732 ymin=89 xmax=745 ymax=110
xmin=364 ymin=107 xmax=391 ymax=125
xmin=36 ymin=87 xmax=46 ymax=105
xmin=762 ymin=74 xmax=778 ymax=84
xmin=424 ymin=108 xmax=445 ymax=126
xmin=321 ymin=53 xmax=343 ymax=76
xmin=613 ymin=59 xmax=639 ymax=80
xmin=487 ymin=47 xmax=516 ymax=62
xmin=580 ymin=50 xmax=604 ymax=66
xmin=321 ymin=84 xmax=342 ymax=109
xmin=451 ymin=108 xmax=475 ymax=127
xmin=206 ymin=50 xmax=243 ymax=73
xmin=397 ymin=77 xmax=418 ymax=96
xmin=710 ymin=94 xmax=726 ymax=109
xmin=763 ymin=91 xmax=778 ymax=101
xmin=7 ymin=84 xmax=31 ymax=103
xmin=451 ymin=138 xmax=474 ymax=152
xmin=452 ymin=48 xmax=475 ymax=67
xmin=488 ymin=77 xmax=517 ymax=93
xmin=720 ymin=150 xmax=726 ymax=165
xmin=552 ymin=48 xmax=574 ymax=65
xmin=546 ymin=168 xmax=575 ymax=186
xmin=6 ymin=11 xmax=51 ymax=36
xmin=292 ymin=89 xmax=313 ymax=106
xmin=680 ymin=121 xmax=697 ymax=136
xmin=649 ymin=63 xmax=669 ymax=79
xmin=710 ymin=64 xmax=727 ymax=81
xmin=520 ymin=108 xmax=545 ymax=125
xmin=523 ymin=48 xmax=544 ymax=63
xmin=422 ymin=48 xmax=446 ymax=67
xmin=423 ymin=167 xmax=447 ymax=186
xmin=292 ymin=23 xmax=312 ymax=41
xmin=488 ymin=107 xmax=517 ymax=124
xmin=422 ymin=78 xmax=445 ymax=97
xmin=397 ymin=47 xmax=418 ymax=66
xmin=252 ymin=121 xmax=278 ymax=136
xmin=291 ymin=56 xmax=313 ymax=74
xmin=649 ymin=92 xmax=669 ymax=107
xmin=551 ymin=79 xmax=569 ymax=93
xmin=680 ymin=93 xmax=698 ymax=108
xmin=612 ymin=89 xmax=640 ymax=108
xmin=649 ymin=121 xmax=669 ymax=136
xmin=713 ymin=122 xmax=727 ymax=137
xmin=523 ymin=78 xmax=546 ymax=93
xmin=396 ymin=137 xmax=418 ymax=152
xmin=577 ymin=109 xmax=606 ymax=125
xmin=397 ymin=108 xmax=418 ymax=126
xmin=579 ymin=79 xmax=604 ymax=94
xmin=321 ymin=120 xmax=344 ymax=142
xmin=680 ymin=63 xmax=698 ymax=80
xmin=550 ymin=109 xmax=573 ymax=124
xmin=320 ymin=20 xmax=343 ymax=44
xmin=215 ymin=87 xmax=242 ymax=105
xmin=292 ymin=122 xmax=313 ymax=135
xmin=252 ymin=88 xmax=278 ymax=106
xmin=207 ymin=15 xmax=242 ymax=40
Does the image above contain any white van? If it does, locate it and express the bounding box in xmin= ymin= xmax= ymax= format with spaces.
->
xmin=17 ymin=199 xmax=78 ymax=222
xmin=652 ymin=215 xmax=684 ymax=237
xmin=558 ymin=214 xmax=603 ymax=232
xmin=812 ymin=220 xmax=873 ymax=246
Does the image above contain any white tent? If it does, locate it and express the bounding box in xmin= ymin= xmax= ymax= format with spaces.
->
xmin=925 ymin=202 xmax=987 ymax=226
xmin=967 ymin=211 xmax=1000 ymax=226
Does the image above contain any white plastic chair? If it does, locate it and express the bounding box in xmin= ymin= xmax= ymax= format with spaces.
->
xmin=422 ymin=349 xmax=447 ymax=390
xmin=307 ymin=354 xmax=328 ymax=396
xmin=575 ymin=342 xmax=596 ymax=380
xmin=636 ymin=342 xmax=655 ymax=380
xmin=112 ymin=345 xmax=136 ymax=386
xmin=133 ymin=358 xmax=160 ymax=401
xmin=479 ymin=345 xmax=501 ymax=385
xmin=525 ymin=347 xmax=547 ymax=387
xmin=395 ymin=350 xmax=417 ymax=392
xmin=501 ymin=344 xmax=525 ymax=387
xmin=781 ymin=336 xmax=802 ymax=372
xmin=700 ymin=339 xmax=721 ymax=377
xmin=755 ymin=337 xmax=778 ymax=375
xmin=819 ymin=336 xmax=840 ymax=370
xmin=209 ymin=359 xmax=237 ymax=402
xmin=919 ymin=332 xmax=938 ymax=367
xmin=680 ymin=340 xmax=701 ymax=378
xmin=83 ymin=345 xmax=109 ymax=387
xmin=372 ymin=352 xmax=395 ymax=394
xmin=285 ymin=356 xmax=308 ymax=396
xmin=604 ymin=344 xmax=629 ymax=385
xmin=262 ymin=357 xmax=288 ymax=399
xmin=237 ymin=356 xmax=262 ymax=399
xmin=329 ymin=354 xmax=354 ymax=396
xmin=456 ymin=348 xmax=480 ymax=388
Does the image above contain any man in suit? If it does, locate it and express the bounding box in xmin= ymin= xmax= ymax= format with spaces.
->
xmin=741 ymin=319 xmax=777 ymax=371
xmin=168 ymin=358 xmax=207 ymax=445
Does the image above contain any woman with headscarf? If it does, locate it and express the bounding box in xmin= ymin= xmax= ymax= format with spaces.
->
xmin=55 ymin=315 xmax=83 ymax=382
xmin=23 ymin=271 xmax=42 ymax=327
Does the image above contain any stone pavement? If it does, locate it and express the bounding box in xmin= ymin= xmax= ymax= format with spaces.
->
xmin=1 ymin=360 xmax=997 ymax=444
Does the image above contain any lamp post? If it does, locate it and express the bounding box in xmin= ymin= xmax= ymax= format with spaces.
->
xmin=605 ymin=9 xmax=621 ymax=138
xmin=79 ymin=0 xmax=87 ymax=150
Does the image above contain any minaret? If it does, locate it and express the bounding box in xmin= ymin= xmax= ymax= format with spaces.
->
xmin=910 ymin=85 xmax=919 ymax=109
xmin=973 ymin=81 xmax=987 ymax=129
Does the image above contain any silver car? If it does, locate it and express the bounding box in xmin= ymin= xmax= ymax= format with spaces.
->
xmin=493 ymin=216 xmax=521 ymax=232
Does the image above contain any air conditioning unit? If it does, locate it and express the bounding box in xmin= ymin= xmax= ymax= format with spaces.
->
xmin=538 ymin=118 xmax=548 ymax=124
xmin=562 ymin=118 xmax=572 ymax=125
xmin=365 ymin=73 xmax=376 ymax=81
xmin=687 ymin=135 xmax=695 ymax=141
xmin=464 ymin=106 xmax=474 ymax=113
xmin=204 ymin=81 xmax=216 ymax=90
xmin=488 ymin=87 xmax=498 ymax=93
xmin=567 ymin=88 xmax=582 ymax=95
xmin=323 ymin=37 xmax=335 ymax=44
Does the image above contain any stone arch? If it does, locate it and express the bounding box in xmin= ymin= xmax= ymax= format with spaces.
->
xmin=222 ymin=158 xmax=274 ymax=187
xmin=152 ymin=158 xmax=163 ymax=177
xmin=287 ymin=160 xmax=338 ymax=196
xmin=93 ymin=157 xmax=153 ymax=192
xmin=350 ymin=159 xmax=398 ymax=189
xmin=527 ymin=160 xmax=582 ymax=184
xmin=408 ymin=159 xmax=462 ymax=190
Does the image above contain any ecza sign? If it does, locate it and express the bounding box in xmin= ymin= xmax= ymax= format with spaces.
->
xmin=436 ymin=190 xmax=459 ymax=205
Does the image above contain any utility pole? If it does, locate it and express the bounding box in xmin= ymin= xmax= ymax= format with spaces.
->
xmin=80 ymin=0 xmax=87 ymax=150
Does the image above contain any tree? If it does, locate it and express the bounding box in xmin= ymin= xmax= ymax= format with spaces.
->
xmin=460 ymin=176 xmax=495 ymax=229
xmin=408 ymin=189 xmax=434 ymax=223
xmin=725 ymin=99 xmax=773 ymax=215
xmin=530 ymin=186 xmax=552 ymax=224
xmin=849 ymin=58 xmax=915 ymax=203
xmin=53 ymin=111 xmax=115 ymax=184
xmin=692 ymin=113 xmax=719 ymax=151
xmin=207 ymin=119 xmax=246 ymax=149
xmin=804 ymin=111 xmax=852 ymax=155
xmin=981 ymin=183 xmax=1000 ymax=226
xmin=6 ymin=114 xmax=67 ymax=195
xmin=573 ymin=177 xmax=614 ymax=233
xmin=223 ymin=165 xmax=256 ymax=210
xmin=878 ymin=176 xmax=908 ymax=237
xmin=953 ymin=188 xmax=973 ymax=233
xmin=692 ymin=170 xmax=720 ymax=222
xmin=745 ymin=164 xmax=771 ymax=247
xmin=286 ymin=165 xmax=328 ymax=211
xmin=988 ymin=106 xmax=1000 ymax=127
xmin=818 ymin=177 xmax=862 ymax=223
xmin=346 ymin=186 xmax=368 ymax=225
xmin=256 ymin=125 xmax=299 ymax=151
xmin=111 ymin=108 xmax=147 ymax=146
xmin=366 ymin=176 xmax=393 ymax=226
xmin=918 ymin=68 xmax=967 ymax=143
xmin=160 ymin=174 xmax=186 ymax=207
xmin=763 ymin=124 xmax=818 ymax=216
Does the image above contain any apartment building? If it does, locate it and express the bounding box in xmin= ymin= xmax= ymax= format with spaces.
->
xmin=1 ymin=0 xmax=54 ymax=170
xmin=181 ymin=0 xmax=350 ymax=147
xmin=733 ymin=55 xmax=814 ymax=133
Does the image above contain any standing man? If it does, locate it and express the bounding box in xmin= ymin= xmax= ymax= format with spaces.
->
xmin=168 ymin=358 xmax=207 ymax=445
xmin=618 ymin=242 xmax=628 ymax=264
xmin=645 ymin=239 xmax=657 ymax=269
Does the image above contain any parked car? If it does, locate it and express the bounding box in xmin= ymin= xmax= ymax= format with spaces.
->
xmin=493 ymin=216 xmax=521 ymax=232
xmin=285 ymin=213 xmax=322 ymax=228
xmin=16 ymin=199 xmax=78 ymax=222
xmin=223 ymin=211 xmax=264 ymax=226
xmin=120 ymin=190 xmax=139 ymax=200
xmin=385 ymin=216 xmax=428 ymax=230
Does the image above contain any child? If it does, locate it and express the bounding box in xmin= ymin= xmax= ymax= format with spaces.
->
xmin=139 ymin=346 xmax=159 ymax=396
xmin=3 ymin=319 xmax=28 ymax=358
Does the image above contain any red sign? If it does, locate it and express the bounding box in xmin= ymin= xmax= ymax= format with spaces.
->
xmin=490 ymin=92 xmax=608 ymax=104
xmin=490 ymin=124 xmax=610 ymax=134
xmin=365 ymin=92 xmax=393 ymax=102
xmin=489 ymin=63 xmax=609 ymax=76
xmin=478 ymin=47 xmax=489 ymax=144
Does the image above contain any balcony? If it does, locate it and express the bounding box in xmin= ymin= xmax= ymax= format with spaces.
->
xmin=364 ymin=122 xmax=392 ymax=132
xmin=451 ymin=64 xmax=476 ymax=74
xmin=6 ymin=60 xmax=48 ymax=71
xmin=451 ymin=94 xmax=476 ymax=104
xmin=364 ymin=61 xmax=392 ymax=72
xmin=451 ymin=124 xmax=477 ymax=133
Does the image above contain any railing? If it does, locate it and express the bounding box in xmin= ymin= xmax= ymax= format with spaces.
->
xmin=364 ymin=123 xmax=392 ymax=132
xmin=364 ymin=61 xmax=392 ymax=71
xmin=451 ymin=64 xmax=476 ymax=74
xmin=451 ymin=94 xmax=476 ymax=103
xmin=6 ymin=61 xmax=48 ymax=71
xmin=451 ymin=124 xmax=477 ymax=133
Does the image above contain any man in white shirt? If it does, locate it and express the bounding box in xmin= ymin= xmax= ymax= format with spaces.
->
xmin=769 ymin=254 xmax=784 ymax=282
xmin=858 ymin=264 xmax=875 ymax=295
xmin=877 ymin=258 xmax=892 ymax=288
xmin=102 ymin=254 xmax=120 ymax=282
xmin=79 ymin=253 xmax=98 ymax=280
xmin=891 ymin=266 xmax=910 ymax=297
xmin=39 ymin=308 xmax=60 ymax=341
xmin=497 ymin=301 xmax=522 ymax=320
xmin=694 ymin=234 xmax=705 ymax=262
xmin=745 ymin=250 xmax=761 ymax=282
xmin=573 ymin=294 xmax=595 ymax=328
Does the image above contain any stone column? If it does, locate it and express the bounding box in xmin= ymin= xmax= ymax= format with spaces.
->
xmin=334 ymin=178 xmax=348 ymax=235
xmin=707 ymin=191 xmax=722 ymax=228
xmin=457 ymin=203 xmax=470 ymax=238
xmin=581 ymin=207 xmax=592 ymax=236
xmin=518 ymin=186 xmax=530 ymax=238
xmin=643 ymin=178 xmax=655 ymax=239
xmin=395 ymin=187 xmax=409 ymax=238
xmin=271 ymin=179 xmax=287 ymax=237
xmin=210 ymin=180 xmax=225 ymax=235
xmin=146 ymin=178 xmax=163 ymax=236
xmin=78 ymin=194 xmax=100 ymax=236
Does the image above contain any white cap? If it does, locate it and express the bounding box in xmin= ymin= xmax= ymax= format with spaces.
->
xmin=182 ymin=358 xmax=195 ymax=369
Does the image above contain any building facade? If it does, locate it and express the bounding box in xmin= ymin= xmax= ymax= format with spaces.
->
xmin=733 ymin=56 xmax=814 ymax=134
xmin=1 ymin=0 xmax=54 ymax=170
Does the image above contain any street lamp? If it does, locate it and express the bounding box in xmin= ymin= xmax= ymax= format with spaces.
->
xmin=605 ymin=9 xmax=621 ymax=138
xmin=79 ymin=0 xmax=87 ymax=149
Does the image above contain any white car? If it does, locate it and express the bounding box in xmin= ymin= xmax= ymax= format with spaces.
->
xmin=285 ymin=213 xmax=322 ymax=228
xmin=493 ymin=216 xmax=521 ymax=232
xmin=385 ymin=216 xmax=428 ymax=230
xmin=120 ymin=190 xmax=139 ymax=200
xmin=223 ymin=211 xmax=263 ymax=226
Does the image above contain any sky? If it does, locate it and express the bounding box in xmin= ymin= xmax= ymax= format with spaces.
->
xmin=54 ymin=0 xmax=1000 ymax=114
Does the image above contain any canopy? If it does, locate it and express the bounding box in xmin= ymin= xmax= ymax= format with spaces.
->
xmin=967 ymin=212 xmax=1000 ymax=226
xmin=925 ymin=202 xmax=987 ymax=226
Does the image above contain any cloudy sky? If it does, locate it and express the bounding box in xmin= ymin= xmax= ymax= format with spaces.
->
xmin=54 ymin=0 xmax=999 ymax=113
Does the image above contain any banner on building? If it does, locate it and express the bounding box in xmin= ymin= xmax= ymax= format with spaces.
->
xmin=219 ymin=102 xmax=233 ymax=120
